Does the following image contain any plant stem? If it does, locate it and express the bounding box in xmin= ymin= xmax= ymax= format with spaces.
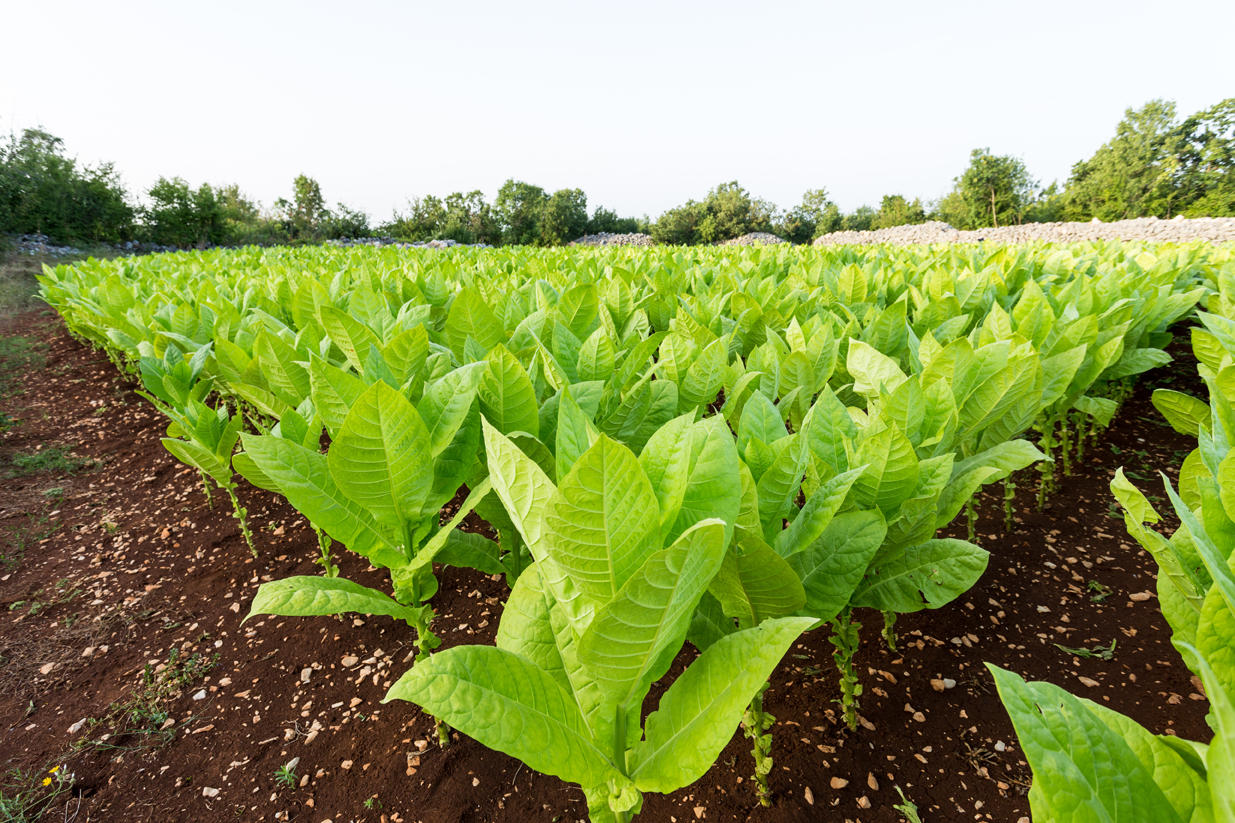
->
xmin=881 ymin=610 xmax=897 ymax=653
xmin=742 ymin=682 xmax=774 ymax=806
xmin=1074 ymin=411 xmax=1087 ymax=463
xmin=224 ymin=482 xmax=255 ymax=557
xmin=314 ymin=527 xmax=338 ymax=577
xmin=1003 ymin=475 xmax=1016 ymax=532
xmin=199 ymin=470 xmax=214 ymax=507
xmin=1036 ymin=418 xmax=1055 ymax=510
xmin=1059 ymin=416 xmax=1072 ymax=476
xmin=964 ymin=497 xmax=978 ymax=542
xmin=829 ymin=609 xmax=863 ymax=731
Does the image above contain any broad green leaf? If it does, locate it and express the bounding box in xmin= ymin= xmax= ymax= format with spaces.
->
xmin=774 ymin=467 xmax=864 ymax=557
xmin=482 ymin=419 xmax=555 ymax=554
xmin=1074 ymin=395 xmax=1119 ymax=428
xmin=738 ymin=391 xmax=786 ymax=453
xmin=1153 ymin=389 xmax=1211 ymax=437
xmin=578 ymin=520 xmax=727 ymax=708
xmin=384 ymin=646 xmax=623 ymax=791
xmin=853 ymin=538 xmax=988 ymax=613
xmin=847 ymin=339 xmax=907 ymax=398
xmin=445 ymin=287 xmax=504 ymax=361
xmin=988 ymin=665 xmax=1187 ymax=823
xmin=482 ymin=420 xmax=590 ymax=631
xmin=418 ymin=362 xmax=486 ymax=456
xmin=630 ymin=617 xmax=814 ymax=792
xmin=495 ymin=564 xmax=567 ymax=682
xmin=480 ymin=345 xmax=540 ymax=437
xmin=308 ymin=355 xmax=365 ymax=436
xmin=556 ymin=386 xmax=599 ymax=480
xmin=240 ymin=433 xmax=402 ymax=568
xmin=1106 ymin=347 xmax=1171 ymax=381
xmin=710 ymin=535 xmax=807 ymax=626
xmin=543 ymin=435 xmax=660 ymax=604
xmin=639 ymin=413 xmax=695 ymax=540
xmin=802 ymin=387 xmax=855 ymax=477
xmin=329 ymin=381 xmax=434 ymax=527
xmin=319 ymin=305 xmax=381 ymax=373
xmin=852 ymin=422 xmax=920 ymax=514
xmin=161 ymin=437 xmax=230 ymax=484
xmin=664 ymin=416 xmax=742 ymax=545
xmin=755 ymin=435 xmax=811 ymax=539
xmin=679 ymin=337 xmax=728 ymax=410
xmin=1111 ymin=468 xmax=1160 ymax=525
xmin=790 ymin=510 xmax=886 ymax=622
xmin=434 ymin=530 xmax=504 ymax=575
xmin=247 ymin=576 xmax=425 ymax=625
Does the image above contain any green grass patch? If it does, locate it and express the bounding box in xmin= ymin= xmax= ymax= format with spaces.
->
xmin=3 ymin=446 xmax=96 ymax=478
xmin=0 ymin=336 xmax=44 ymax=399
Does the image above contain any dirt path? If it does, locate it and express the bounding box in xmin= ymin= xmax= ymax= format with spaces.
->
xmin=0 ymin=309 xmax=1211 ymax=823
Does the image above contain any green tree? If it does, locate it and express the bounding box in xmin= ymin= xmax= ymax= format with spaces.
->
xmin=320 ymin=203 xmax=370 ymax=239
xmin=841 ymin=205 xmax=877 ymax=232
xmin=651 ymin=201 xmax=703 ymax=244
xmin=275 ymin=174 xmax=328 ymax=240
xmin=653 ymin=181 xmax=777 ymax=245
xmin=1063 ymin=100 xmax=1180 ymax=220
xmin=951 ymin=148 xmax=1036 ymax=228
xmin=1174 ymin=98 xmax=1235 ymax=217
xmin=144 ymin=177 xmax=224 ymax=247
xmin=0 ymin=127 xmax=134 ymax=242
xmin=386 ymin=195 xmax=446 ymax=241
xmin=214 ymin=184 xmax=286 ymax=245
xmin=538 ymin=188 xmax=588 ymax=245
xmin=441 ymin=190 xmax=499 ymax=245
xmin=695 ymin=181 xmax=776 ymax=243
xmin=871 ymin=194 xmax=927 ymax=229
xmin=776 ymin=188 xmax=840 ymax=243
xmin=494 ymin=179 xmax=548 ymax=245
xmin=585 ymin=206 xmax=640 ymax=235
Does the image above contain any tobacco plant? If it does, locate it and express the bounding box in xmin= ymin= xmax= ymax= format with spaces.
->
xmin=385 ymin=421 xmax=812 ymax=821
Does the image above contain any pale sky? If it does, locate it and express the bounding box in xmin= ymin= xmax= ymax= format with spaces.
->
xmin=3 ymin=0 xmax=1232 ymax=221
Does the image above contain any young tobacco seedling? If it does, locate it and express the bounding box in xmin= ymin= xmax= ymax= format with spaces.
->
xmin=385 ymin=421 xmax=812 ymax=822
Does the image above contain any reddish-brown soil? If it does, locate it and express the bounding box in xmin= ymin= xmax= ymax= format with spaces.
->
xmin=0 ymin=308 xmax=1212 ymax=823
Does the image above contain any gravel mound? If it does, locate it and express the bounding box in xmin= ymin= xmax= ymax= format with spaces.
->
xmin=570 ymin=232 xmax=656 ymax=247
xmin=720 ymin=232 xmax=788 ymax=246
xmin=326 ymin=237 xmax=491 ymax=249
xmin=813 ymin=216 xmax=1235 ymax=246
xmin=5 ymin=234 xmax=178 ymax=258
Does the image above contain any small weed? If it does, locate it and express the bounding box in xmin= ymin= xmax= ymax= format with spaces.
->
xmin=1087 ymin=580 xmax=1113 ymax=602
xmin=274 ymin=762 xmax=298 ymax=789
xmin=364 ymin=796 xmax=382 ymax=810
xmin=8 ymin=578 xmax=82 ymax=616
xmin=0 ymin=764 xmax=75 ymax=823
xmin=0 ymin=411 xmax=15 ymax=433
xmin=1054 ymin=639 xmax=1116 ymax=661
xmin=41 ymin=486 xmax=64 ymax=502
xmin=74 ymin=646 xmax=218 ymax=753
xmin=0 ymin=336 xmax=45 ymax=397
xmin=893 ymin=785 xmax=923 ymax=823
xmin=5 ymin=446 xmax=97 ymax=478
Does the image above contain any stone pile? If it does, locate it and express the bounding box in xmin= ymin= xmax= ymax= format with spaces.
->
xmin=720 ymin=232 xmax=788 ymax=246
xmin=813 ymin=216 xmax=1235 ymax=246
xmin=326 ymin=236 xmax=491 ymax=249
xmin=570 ymin=232 xmax=656 ymax=247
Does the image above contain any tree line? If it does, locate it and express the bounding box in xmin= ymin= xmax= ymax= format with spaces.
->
xmin=1 ymin=97 xmax=1230 ymax=249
